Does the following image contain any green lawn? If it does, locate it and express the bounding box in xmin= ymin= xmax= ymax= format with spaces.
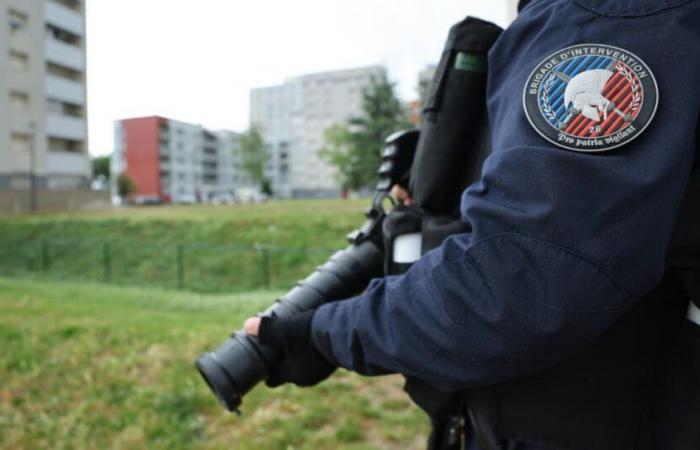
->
xmin=0 ymin=200 xmax=367 ymax=248
xmin=0 ymin=200 xmax=369 ymax=292
xmin=0 ymin=277 xmax=428 ymax=450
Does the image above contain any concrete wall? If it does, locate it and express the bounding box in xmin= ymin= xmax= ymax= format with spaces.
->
xmin=0 ymin=189 xmax=111 ymax=214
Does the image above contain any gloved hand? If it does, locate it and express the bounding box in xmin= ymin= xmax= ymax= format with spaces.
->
xmin=245 ymin=310 xmax=337 ymax=387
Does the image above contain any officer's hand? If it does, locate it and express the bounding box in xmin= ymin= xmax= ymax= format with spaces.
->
xmin=243 ymin=311 xmax=336 ymax=387
xmin=391 ymin=184 xmax=414 ymax=206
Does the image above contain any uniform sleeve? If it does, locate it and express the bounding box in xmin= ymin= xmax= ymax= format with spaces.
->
xmin=312 ymin=0 xmax=700 ymax=387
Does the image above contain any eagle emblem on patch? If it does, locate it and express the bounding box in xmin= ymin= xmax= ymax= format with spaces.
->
xmin=523 ymin=44 xmax=658 ymax=152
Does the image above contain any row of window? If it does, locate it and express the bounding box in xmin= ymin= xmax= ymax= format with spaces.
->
xmin=7 ymin=5 xmax=85 ymax=99
xmin=9 ymin=7 xmax=83 ymax=44
xmin=9 ymin=50 xmax=29 ymax=71
xmin=52 ymin=0 xmax=82 ymax=13
xmin=8 ymin=50 xmax=84 ymax=86
xmin=303 ymin=75 xmax=374 ymax=87
xmin=46 ymin=24 xmax=82 ymax=46
xmin=8 ymin=9 xmax=26 ymax=32
xmin=9 ymin=134 xmax=83 ymax=154
xmin=9 ymin=90 xmax=84 ymax=118
xmin=47 ymin=62 xmax=83 ymax=82
xmin=160 ymin=172 xmax=247 ymax=184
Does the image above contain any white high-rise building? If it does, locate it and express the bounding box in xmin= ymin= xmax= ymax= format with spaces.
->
xmin=508 ymin=0 xmax=520 ymax=22
xmin=215 ymin=129 xmax=249 ymax=198
xmin=249 ymin=82 xmax=301 ymax=198
xmin=251 ymin=65 xmax=386 ymax=198
xmin=0 ymin=0 xmax=90 ymax=198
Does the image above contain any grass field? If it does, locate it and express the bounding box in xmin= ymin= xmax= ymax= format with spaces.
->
xmin=0 ymin=200 xmax=369 ymax=292
xmin=0 ymin=200 xmax=367 ymax=247
xmin=0 ymin=277 xmax=428 ymax=450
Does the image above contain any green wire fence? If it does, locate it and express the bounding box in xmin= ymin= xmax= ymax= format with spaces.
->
xmin=0 ymin=238 xmax=337 ymax=293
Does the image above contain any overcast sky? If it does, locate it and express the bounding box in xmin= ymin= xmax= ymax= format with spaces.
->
xmin=86 ymin=1 xmax=515 ymax=157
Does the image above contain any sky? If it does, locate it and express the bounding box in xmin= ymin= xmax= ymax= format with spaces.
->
xmin=86 ymin=1 xmax=516 ymax=157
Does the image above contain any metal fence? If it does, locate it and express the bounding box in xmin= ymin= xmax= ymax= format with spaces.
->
xmin=0 ymin=238 xmax=337 ymax=293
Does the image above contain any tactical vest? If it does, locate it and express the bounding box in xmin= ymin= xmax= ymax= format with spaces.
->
xmin=383 ymin=16 xmax=700 ymax=450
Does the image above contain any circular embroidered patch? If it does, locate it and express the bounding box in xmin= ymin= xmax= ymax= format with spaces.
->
xmin=523 ymin=44 xmax=658 ymax=152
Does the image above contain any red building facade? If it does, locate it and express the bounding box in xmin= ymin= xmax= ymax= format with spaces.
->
xmin=118 ymin=116 xmax=166 ymax=202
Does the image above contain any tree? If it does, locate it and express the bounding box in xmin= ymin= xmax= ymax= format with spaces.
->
xmin=239 ymin=124 xmax=272 ymax=195
xmin=91 ymin=156 xmax=110 ymax=180
xmin=116 ymin=173 xmax=137 ymax=199
xmin=319 ymin=73 xmax=411 ymax=192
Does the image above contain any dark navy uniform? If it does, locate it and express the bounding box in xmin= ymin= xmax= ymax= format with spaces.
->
xmin=310 ymin=0 xmax=700 ymax=448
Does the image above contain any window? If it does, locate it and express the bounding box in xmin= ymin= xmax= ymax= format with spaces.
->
xmin=10 ymin=91 xmax=30 ymax=112
xmin=47 ymin=176 xmax=81 ymax=190
xmin=48 ymin=138 xmax=83 ymax=153
xmin=8 ymin=10 xmax=27 ymax=34
xmin=11 ymin=133 xmax=32 ymax=153
xmin=47 ymin=98 xmax=84 ymax=118
xmin=9 ymin=51 xmax=29 ymax=71
xmin=46 ymin=62 xmax=83 ymax=81
xmin=52 ymin=0 xmax=81 ymax=12
xmin=46 ymin=24 xmax=81 ymax=46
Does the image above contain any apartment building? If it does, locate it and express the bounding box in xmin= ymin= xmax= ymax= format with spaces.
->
xmin=0 ymin=0 xmax=91 ymax=208
xmin=250 ymin=65 xmax=386 ymax=198
xmin=249 ymin=82 xmax=300 ymax=198
xmin=112 ymin=116 xmax=253 ymax=204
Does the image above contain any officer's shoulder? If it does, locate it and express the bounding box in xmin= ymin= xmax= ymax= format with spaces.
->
xmin=566 ymin=0 xmax=697 ymax=17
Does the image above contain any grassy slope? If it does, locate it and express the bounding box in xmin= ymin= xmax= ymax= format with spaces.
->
xmin=0 ymin=278 xmax=428 ymax=450
xmin=0 ymin=200 xmax=367 ymax=248
xmin=0 ymin=200 xmax=370 ymax=292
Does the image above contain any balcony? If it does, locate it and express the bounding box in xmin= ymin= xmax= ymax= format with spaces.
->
xmin=201 ymin=152 xmax=218 ymax=163
xmin=45 ymin=38 xmax=84 ymax=71
xmin=45 ymin=75 xmax=85 ymax=104
xmin=46 ymin=115 xmax=87 ymax=141
xmin=46 ymin=151 xmax=90 ymax=176
xmin=45 ymin=1 xmax=84 ymax=36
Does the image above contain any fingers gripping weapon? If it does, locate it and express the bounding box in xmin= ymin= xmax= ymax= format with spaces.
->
xmin=195 ymin=238 xmax=381 ymax=413
xmin=195 ymin=131 xmax=419 ymax=413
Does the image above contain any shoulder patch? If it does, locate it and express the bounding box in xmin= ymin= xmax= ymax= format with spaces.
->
xmin=523 ymin=44 xmax=658 ymax=152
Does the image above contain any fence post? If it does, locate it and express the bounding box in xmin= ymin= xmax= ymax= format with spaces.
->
xmin=102 ymin=241 xmax=111 ymax=282
xmin=259 ymin=246 xmax=270 ymax=289
xmin=41 ymin=240 xmax=50 ymax=273
xmin=176 ymin=244 xmax=185 ymax=289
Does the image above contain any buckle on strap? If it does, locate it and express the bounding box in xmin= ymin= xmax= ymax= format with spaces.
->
xmin=688 ymin=301 xmax=700 ymax=326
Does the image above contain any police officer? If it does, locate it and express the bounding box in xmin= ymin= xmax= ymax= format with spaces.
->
xmin=244 ymin=0 xmax=700 ymax=448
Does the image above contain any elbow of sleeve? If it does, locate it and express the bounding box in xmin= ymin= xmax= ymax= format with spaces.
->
xmin=429 ymin=233 xmax=629 ymax=384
